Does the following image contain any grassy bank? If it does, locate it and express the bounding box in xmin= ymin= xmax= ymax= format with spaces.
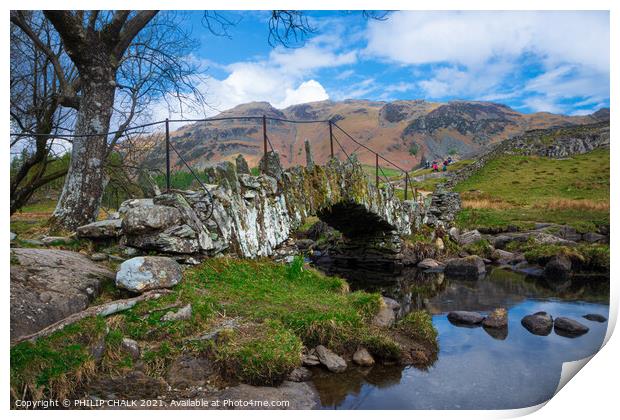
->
xmin=453 ymin=148 xmax=609 ymax=232
xmin=10 ymin=257 xmax=437 ymax=400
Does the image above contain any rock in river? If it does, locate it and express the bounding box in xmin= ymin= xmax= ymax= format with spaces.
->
xmin=287 ymin=367 xmax=312 ymax=382
xmin=447 ymin=311 xmax=484 ymax=326
xmin=521 ymin=311 xmax=553 ymax=336
xmin=353 ymin=347 xmax=375 ymax=367
xmin=444 ymin=256 xmax=486 ymax=278
xmin=418 ymin=258 xmax=441 ymax=269
xmin=554 ymin=317 xmax=590 ymax=338
xmin=116 ymin=256 xmax=182 ymax=293
xmin=315 ymin=345 xmax=347 ymax=373
xmin=544 ymin=255 xmax=572 ymax=280
xmin=482 ymin=308 xmax=508 ymax=329
xmin=583 ymin=313 xmax=607 ymax=323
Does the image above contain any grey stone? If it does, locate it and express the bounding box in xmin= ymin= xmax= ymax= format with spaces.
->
xmin=418 ymin=258 xmax=441 ymax=269
xmin=10 ymin=232 xmax=17 ymax=241
xmin=211 ymin=381 xmax=319 ymax=409
xmin=482 ymin=308 xmax=508 ymax=329
xmin=372 ymin=306 xmax=395 ymax=328
xmin=302 ymin=354 xmax=321 ymax=367
xmin=235 ymin=154 xmax=251 ymax=175
xmin=258 ymin=151 xmax=283 ymax=180
xmin=457 ymin=230 xmax=482 ymax=246
xmin=287 ymin=367 xmax=312 ymax=382
xmin=121 ymin=338 xmax=141 ymax=360
xmin=40 ymin=236 xmax=73 ymax=245
xmin=304 ymin=139 xmax=314 ymax=169
xmin=315 ymin=345 xmax=347 ymax=373
xmin=554 ymin=317 xmax=589 ymax=337
xmin=447 ymin=311 xmax=484 ymax=326
xmin=122 ymin=204 xmax=183 ymax=234
xmin=448 ymin=227 xmax=460 ymax=242
xmin=90 ymin=253 xmax=108 ymax=262
xmin=491 ymin=249 xmax=518 ymax=264
xmin=352 ymin=348 xmax=375 ymax=367
xmin=161 ymin=304 xmax=192 ymax=322
xmin=583 ymin=232 xmax=606 ymax=243
xmin=10 ymin=249 xmax=114 ymax=340
xmin=544 ymin=255 xmax=572 ymax=280
xmin=115 ymin=256 xmax=182 ymax=293
xmin=77 ymin=219 xmax=123 ymax=239
xmin=444 ymin=256 xmax=486 ymax=277
xmin=166 ymin=354 xmax=214 ymax=389
xmin=583 ymin=313 xmax=607 ymax=323
xmin=521 ymin=311 xmax=553 ymax=336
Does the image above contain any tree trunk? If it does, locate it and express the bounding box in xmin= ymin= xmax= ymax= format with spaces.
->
xmin=50 ymin=70 xmax=116 ymax=231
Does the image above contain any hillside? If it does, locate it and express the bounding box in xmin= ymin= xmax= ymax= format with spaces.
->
xmin=451 ymin=122 xmax=610 ymax=233
xmin=139 ymin=100 xmax=607 ymax=172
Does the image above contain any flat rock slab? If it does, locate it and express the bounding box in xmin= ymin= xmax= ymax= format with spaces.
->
xmin=10 ymin=248 xmax=114 ymax=340
xmin=521 ymin=312 xmax=553 ymax=336
xmin=447 ymin=311 xmax=484 ymax=326
xmin=77 ymin=219 xmax=123 ymax=239
xmin=210 ymin=381 xmax=319 ymax=409
xmin=554 ymin=317 xmax=590 ymax=338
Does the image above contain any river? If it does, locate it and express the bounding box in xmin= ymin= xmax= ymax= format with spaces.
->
xmin=310 ymin=264 xmax=609 ymax=409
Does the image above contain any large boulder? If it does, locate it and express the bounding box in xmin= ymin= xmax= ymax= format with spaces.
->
xmin=315 ymin=345 xmax=347 ymax=373
xmin=115 ymin=256 xmax=182 ymax=293
xmin=521 ymin=311 xmax=553 ymax=336
xmin=447 ymin=311 xmax=484 ymax=326
xmin=544 ymin=255 xmax=572 ymax=280
xmin=444 ymin=256 xmax=486 ymax=278
xmin=10 ymin=248 xmax=114 ymax=340
xmin=77 ymin=219 xmax=123 ymax=239
xmin=554 ymin=317 xmax=589 ymax=338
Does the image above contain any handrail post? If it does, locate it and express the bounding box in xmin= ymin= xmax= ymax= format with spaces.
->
xmin=404 ymin=172 xmax=409 ymax=200
xmin=262 ymin=115 xmax=268 ymax=163
xmin=375 ymin=153 xmax=379 ymax=188
xmin=328 ymin=120 xmax=334 ymax=158
xmin=165 ymin=118 xmax=170 ymax=192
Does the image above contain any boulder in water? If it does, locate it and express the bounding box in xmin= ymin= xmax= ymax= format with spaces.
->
xmin=554 ymin=317 xmax=589 ymax=338
xmin=583 ymin=313 xmax=607 ymax=323
xmin=315 ymin=345 xmax=347 ymax=373
xmin=447 ymin=311 xmax=484 ymax=326
xmin=521 ymin=311 xmax=553 ymax=336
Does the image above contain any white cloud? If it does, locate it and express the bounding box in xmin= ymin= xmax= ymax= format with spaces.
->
xmin=364 ymin=11 xmax=609 ymax=113
xmin=152 ymin=36 xmax=356 ymax=122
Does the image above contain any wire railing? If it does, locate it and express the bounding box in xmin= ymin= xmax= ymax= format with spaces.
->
xmin=10 ymin=114 xmax=424 ymax=209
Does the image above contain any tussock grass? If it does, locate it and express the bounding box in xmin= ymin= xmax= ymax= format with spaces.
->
xmin=461 ymin=198 xmax=512 ymax=210
xmin=534 ymin=198 xmax=610 ymax=211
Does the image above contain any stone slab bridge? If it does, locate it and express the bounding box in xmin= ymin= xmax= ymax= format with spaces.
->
xmin=78 ymin=154 xmax=446 ymax=259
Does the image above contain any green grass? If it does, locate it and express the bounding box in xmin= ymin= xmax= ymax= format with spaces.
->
xmin=453 ymin=149 xmax=609 ymax=231
xmin=361 ymin=164 xmax=403 ymax=180
xmin=505 ymin=239 xmax=610 ymax=272
xmin=12 ymin=256 xmax=432 ymax=399
xmin=396 ymin=311 xmax=438 ymax=347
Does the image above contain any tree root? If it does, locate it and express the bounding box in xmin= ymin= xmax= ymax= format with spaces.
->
xmin=11 ymin=289 xmax=173 ymax=346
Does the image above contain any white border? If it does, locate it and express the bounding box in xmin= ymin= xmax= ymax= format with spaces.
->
xmin=2 ymin=1 xmax=617 ymax=419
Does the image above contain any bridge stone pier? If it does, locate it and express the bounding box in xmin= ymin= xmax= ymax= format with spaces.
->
xmin=79 ymin=154 xmax=431 ymax=259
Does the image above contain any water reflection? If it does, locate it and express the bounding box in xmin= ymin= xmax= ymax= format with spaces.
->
xmin=311 ymin=263 xmax=610 ymax=410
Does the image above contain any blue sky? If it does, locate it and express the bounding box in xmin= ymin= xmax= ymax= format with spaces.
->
xmin=160 ymin=10 xmax=610 ymax=117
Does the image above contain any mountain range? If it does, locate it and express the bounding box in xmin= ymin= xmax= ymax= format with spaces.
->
xmin=141 ymin=100 xmax=610 ymax=172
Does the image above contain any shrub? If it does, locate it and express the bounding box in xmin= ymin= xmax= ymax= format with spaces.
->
xmin=396 ymin=311 xmax=438 ymax=349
